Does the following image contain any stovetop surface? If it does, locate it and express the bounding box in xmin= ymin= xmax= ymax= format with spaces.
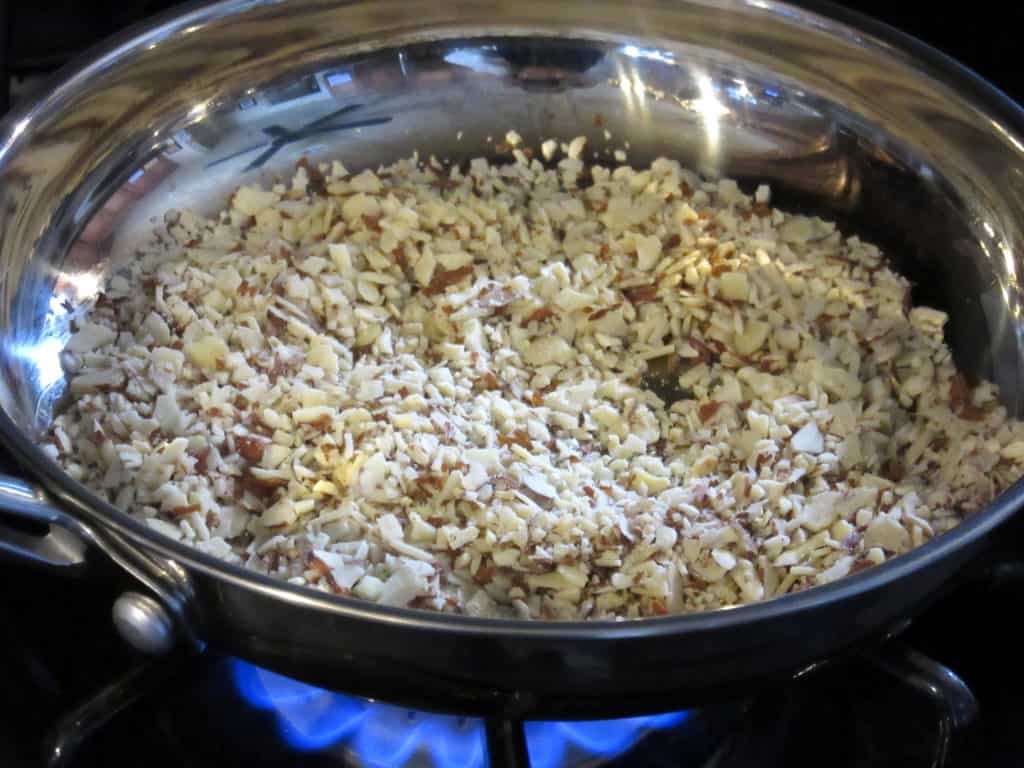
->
xmin=4 ymin=529 xmax=1024 ymax=768
xmin=4 ymin=2 xmax=1024 ymax=767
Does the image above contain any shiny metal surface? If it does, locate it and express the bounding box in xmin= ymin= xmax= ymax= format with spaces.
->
xmin=872 ymin=643 xmax=980 ymax=767
xmin=0 ymin=0 xmax=1023 ymax=710
xmin=0 ymin=473 xmax=200 ymax=651
xmin=0 ymin=473 xmax=87 ymax=568
xmin=112 ymin=591 xmax=177 ymax=655
xmin=45 ymin=653 xmax=196 ymax=768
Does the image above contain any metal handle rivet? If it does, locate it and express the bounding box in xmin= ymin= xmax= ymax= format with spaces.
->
xmin=112 ymin=591 xmax=175 ymax=654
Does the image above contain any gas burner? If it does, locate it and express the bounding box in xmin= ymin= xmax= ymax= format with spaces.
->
xmin=522 ymin=713 xmax=689 ymax=768
xmin=234 ymin=659 xmax=489 ymax=763
xmin=32 ymin=638 xmax=982 ymax=768
xmin=233 ymin=659 xmax=690 ymax=767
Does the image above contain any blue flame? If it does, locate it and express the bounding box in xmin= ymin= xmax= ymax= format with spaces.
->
xmin=523 ymin=711 xmax=689 ymax=768
xmin=231 ymin=659 xmax=689 ymax=766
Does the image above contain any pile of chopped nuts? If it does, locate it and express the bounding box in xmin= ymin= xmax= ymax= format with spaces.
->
xmin=47 ymin=133 xmax=1024 ymax=619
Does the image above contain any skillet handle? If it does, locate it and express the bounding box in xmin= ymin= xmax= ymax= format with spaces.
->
xmin=0 ymin=474 xmax=89 ymax=568
xmin=0 ymin=473 xmax=204 ymax=653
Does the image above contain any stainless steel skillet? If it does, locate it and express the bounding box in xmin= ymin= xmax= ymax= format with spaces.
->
xmin=1 ymin=0 xmax=1023 ymax=717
